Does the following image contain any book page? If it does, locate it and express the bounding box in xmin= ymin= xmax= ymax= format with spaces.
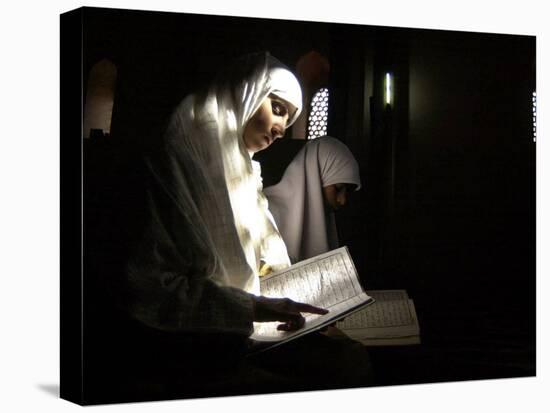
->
xmin=337 ymin=290 xmax=419 ymax=339
xmin=260 ymin=247 xmax=363 ymax=306
xmin=251 ymin=247 xmax=372 ymax=342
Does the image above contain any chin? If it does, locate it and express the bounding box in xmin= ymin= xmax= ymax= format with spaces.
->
xmin=257 ymin=140 xmax=270 ymax=152
xmin=245 ymin=138 xmax=269 ymax=153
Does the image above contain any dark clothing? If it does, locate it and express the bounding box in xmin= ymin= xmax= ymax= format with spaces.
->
xmin=85 ymin=314 xmax=374 ymax=404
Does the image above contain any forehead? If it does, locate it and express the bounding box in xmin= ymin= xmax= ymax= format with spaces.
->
xmin=334 ymin=183 xmax=355 ymax=191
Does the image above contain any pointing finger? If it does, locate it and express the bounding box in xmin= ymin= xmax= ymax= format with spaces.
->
xmin=290 ymin=302 xmax=329 ymax=315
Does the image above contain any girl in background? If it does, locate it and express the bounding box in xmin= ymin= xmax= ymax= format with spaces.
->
xmin=264 ymin=135 xmax=361 ymax=262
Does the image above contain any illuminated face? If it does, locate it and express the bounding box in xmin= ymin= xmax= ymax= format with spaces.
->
xmin=323 ymin=183 xmax=354 ymax=211
xmin=243 ymin=94 xmax=295 ymax=153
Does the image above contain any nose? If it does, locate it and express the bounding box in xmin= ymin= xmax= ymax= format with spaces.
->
xmin=271 ymin=126 xmax=284 ymax=140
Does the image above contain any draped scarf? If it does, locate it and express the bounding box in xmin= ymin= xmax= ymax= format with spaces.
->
xmin=124 ymin=53 xmax=302 ymax=334
xmin=264 ymin=136 xmax=361 ymax=263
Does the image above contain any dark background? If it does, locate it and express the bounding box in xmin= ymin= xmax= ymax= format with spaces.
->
xmin=82 ymin=6 xmax=535 ymax=390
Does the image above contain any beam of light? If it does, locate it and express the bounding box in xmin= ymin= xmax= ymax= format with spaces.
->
xmin=385 ymin=73 xmax=392 ymax=106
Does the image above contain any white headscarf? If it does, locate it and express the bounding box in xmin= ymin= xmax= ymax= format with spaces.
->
xmin=201 ymin=52 xmax=302 ymax=291
xmin=263 ymin=136 xmax=361 ymax=263
xmin=125 ymin=52 xmax=302 ymax=334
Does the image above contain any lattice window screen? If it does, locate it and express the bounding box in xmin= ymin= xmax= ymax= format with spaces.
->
xmin=307 ymin=88 xmax=329 ymax=139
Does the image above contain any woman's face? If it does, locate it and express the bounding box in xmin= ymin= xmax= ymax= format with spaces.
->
xmin=243 ymin=94 xmax=295 ymax=153
xmin=323 ymin=183 xmax=354 ymax=211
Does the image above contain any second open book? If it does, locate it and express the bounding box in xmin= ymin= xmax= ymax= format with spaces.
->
xmin=250 ymin=246 xmax=374 ymax=350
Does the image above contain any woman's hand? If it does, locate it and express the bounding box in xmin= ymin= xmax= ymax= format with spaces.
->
xmin=252 ymin=295 xmax=329 ymax=331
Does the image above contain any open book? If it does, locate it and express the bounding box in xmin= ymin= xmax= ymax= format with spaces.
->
xmin=250 ymin=247 xmax=374 ymax=351
xmin=335 ymin=290 xmax=421 ymax=346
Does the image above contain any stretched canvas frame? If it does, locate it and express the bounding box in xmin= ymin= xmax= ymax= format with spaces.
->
xmin=60 ymin=6 xmax=536 ymax=405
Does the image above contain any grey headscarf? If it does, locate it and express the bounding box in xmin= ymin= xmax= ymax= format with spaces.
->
xmin=264 ymin=136 xmax=361 ymax=263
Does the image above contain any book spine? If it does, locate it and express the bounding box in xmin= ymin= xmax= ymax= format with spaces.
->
xmin=60 ymin=7 xmax=84 ymax=406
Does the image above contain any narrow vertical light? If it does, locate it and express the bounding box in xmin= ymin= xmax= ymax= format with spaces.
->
xmin=533 ymin=92 xmax=537 ymax=142
xmin=385 ymin=73 xmax=392 ymax=105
